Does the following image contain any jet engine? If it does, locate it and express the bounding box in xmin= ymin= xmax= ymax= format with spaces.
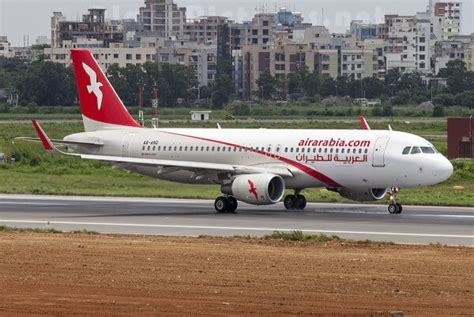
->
xmin=222 ymin=174 xmax=285 ymax=205
xmin=336 ymin=188 xmax=388 ymax=202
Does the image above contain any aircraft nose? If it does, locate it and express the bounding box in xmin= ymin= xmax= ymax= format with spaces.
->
xmin=434 ymin=157 xmax=453 ymax=182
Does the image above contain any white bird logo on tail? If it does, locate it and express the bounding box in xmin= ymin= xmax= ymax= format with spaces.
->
xmin=82 ymin=62 xmax=103 ymax=111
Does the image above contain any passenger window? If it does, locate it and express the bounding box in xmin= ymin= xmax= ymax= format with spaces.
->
xmin=319 ymin=148 xmax=322 ymax=153
xmin=359 ymin=148 xmax=362 ymax=154
xmin=147 ymin=146 xmax=151 ymax=151
xmin=212 ymin=147 xmax=215 ymax=151
xmin=402 ymin=147 xmax=411 ymax=155
xmin=335 ymin=148 xmax=339 ymax=154
xmin=324 ymin=148 xmax=328 ymax=153
xmin=313 ymin=148 xmax=317 ymax=153
xmin=290 ymin=148 xmax=294 ymax=153
xmin=296 ymin=148 xmax=299 ymax=153
xmin=142 ymin=146 xmax=145 ymax=151
xmin=157 ymin=146 xmax=161 ymax=151
xmin=411 ymin=146 xmax=421 ymax=154
xmin=421 ymin=146 xmax=435 ymax=154
xmin=364 ymin=149 xmax=368 ymax=154
xmin=184 ymin=146 xmax=188 ymax=151
xmin=341 ymin=148 xmax=344 ymax=153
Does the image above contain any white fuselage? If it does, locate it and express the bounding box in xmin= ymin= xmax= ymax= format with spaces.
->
xmin=64 ymin=127 xmax=453 ymax=191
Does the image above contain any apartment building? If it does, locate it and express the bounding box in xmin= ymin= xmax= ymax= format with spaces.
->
xmin=0 ymin=36 xmax=11 ymax=58
xmin=429 ymin=0 xmax=462 ymax=41
xmin=240 ymin=38 xmax=378 ymax=97
xmin=380 ymin=14 xmax=431 ymax=74
xmin=138 ymin=0 xmax=186 ymax=38
xmin=51 ymin=9 xmax=124 ymax=49
xmin=350 ymin=21 xmax=378 ymax=41
xmin=44 ymin=39 xmax=157 ymax=71
xmin=434 ymin=40 xmax=466 ymax=74
xmin=184 ymin=16 xmax=229 ymax=44
xmin=157 ymin=41 xmax=217 ymax=86
xmin=464 ymin=42 xmax=474 ymax=72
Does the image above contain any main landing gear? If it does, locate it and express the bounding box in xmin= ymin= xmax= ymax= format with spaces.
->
xmin=284 ymin=192 xmax=307 ymax=211
xmin=214 ymin=196 xmax=238 ymax=213
xmin=387 ymin=188 xmax=403 ymax=214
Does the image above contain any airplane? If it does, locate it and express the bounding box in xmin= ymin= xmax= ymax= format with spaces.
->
xmin=17 ymin=49 xmax=454 ymax=214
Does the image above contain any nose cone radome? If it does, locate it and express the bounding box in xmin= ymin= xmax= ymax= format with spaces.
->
xmin=434 ymin=157 xmax=453 ymax=183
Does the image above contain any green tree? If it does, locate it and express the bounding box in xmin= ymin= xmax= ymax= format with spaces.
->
xmin=256 ymin=71 xmax=277 ymax=100
xmin=432 ymin=105 xmax=445 ymax=117
xmin=438 ymin=59 xmax=468 ymax=94
xmin=212 ymin=74 xmax=233 ymax=108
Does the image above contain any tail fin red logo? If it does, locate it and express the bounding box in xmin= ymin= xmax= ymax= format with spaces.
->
xmin=82 ymin=62 xmax=103 ymax=111
xmin=248 ymin=179 xmax=258 ymax=201
xmin=71 ymin=49 xmax=141 ymax=131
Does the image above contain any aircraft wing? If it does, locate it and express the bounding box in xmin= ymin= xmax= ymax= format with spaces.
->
xmin=14 ymin=137 xmax=104 ymax=148
xmin=25 ymin=119 xmax=293 ymax=178
xmin=80 ymin=154 xmax=293 ymax=177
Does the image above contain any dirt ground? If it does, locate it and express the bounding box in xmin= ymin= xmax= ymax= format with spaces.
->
xmin=0 ymin=233 xmax=472 ymax=316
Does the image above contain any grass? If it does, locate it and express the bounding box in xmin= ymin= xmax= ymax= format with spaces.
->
xmin=0 ymin=120 xmax=472 ymax=207
xmin=264 ymin=231 xmax=340 ymax=242
xmin=0 ymin=225 xmax=99 ymax=235
xmin=0 ymin=225 xmax=62 ymax=234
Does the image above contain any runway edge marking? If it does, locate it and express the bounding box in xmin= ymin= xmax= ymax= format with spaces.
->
xmin=0 ymin=219 xmax=473 ymax=239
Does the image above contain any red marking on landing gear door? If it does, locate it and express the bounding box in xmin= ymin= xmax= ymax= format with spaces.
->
xmin=248 ymin=179 xmax=258 ymax=201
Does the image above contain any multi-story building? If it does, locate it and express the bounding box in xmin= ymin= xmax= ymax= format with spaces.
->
xmin=0 ymin=36 xmax=11 ymax=58
xmin=429 ymin=0 xmax=462 ymax=41
xmin=380 ymin=14 xmax=431 ymax=74
xmin=350 ymin=21 xmax=378 ymax=41
xmin=464 ymin=42 xmax=474 ymax=71
xmin=51 ymin=9 xmax=125 ymax=49
xmin=137 ymin=0 xmax=186 ymax=38
xmin=44 ymin=39 xmax=157 ymax=71
xmin=434 ymin=40 xmax=466 ymax=74
xmin=240 ymin=38 xmax=378 ymax=97
xmin=361 ymin=39 xmax=385 ymax=79
xmin=157 ymin=41 xmax=217 ymax=86
xmin=184 ymin=16 xmax=229 ymax=44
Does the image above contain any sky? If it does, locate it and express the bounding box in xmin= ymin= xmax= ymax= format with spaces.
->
xmin=0 ymin=0 xmax=473 ymax=46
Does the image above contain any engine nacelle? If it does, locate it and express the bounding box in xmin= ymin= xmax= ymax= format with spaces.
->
xmin=337 ymin=188 xmax=388 ymax=202
xmin=222 ymin=174 xmax=285 ymax=205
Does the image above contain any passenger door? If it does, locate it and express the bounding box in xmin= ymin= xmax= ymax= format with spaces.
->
xmin=372 ymin=137 xmax=390 ymax=167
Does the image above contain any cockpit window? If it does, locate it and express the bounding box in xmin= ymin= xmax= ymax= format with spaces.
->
xmin=402 ymin=147 xmax=411 ymax=155
xmin=421 ymin=146 xmax=436 ymax=154
xmin=410 ymin=146 xmax=421 ymax=154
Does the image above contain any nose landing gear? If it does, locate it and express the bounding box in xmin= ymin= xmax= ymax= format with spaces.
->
xmin=387 ymin=188 xmax=403 ymax=214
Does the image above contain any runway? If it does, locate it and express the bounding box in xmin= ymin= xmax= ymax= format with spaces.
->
xmin=0 ymin=194 xmax=472 ymax=246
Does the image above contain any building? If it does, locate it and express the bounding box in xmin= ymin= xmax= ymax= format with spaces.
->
xmin=350 ymin=21 xmax=378 ymax=40
xmin=240 ymin=38 xmax=378 ymax=97
xmin=429 ymin=0 xmax=463 ymax=41
xmin=51 ymin=9 xmax=125 ymax=49
xmin=464 ymin=42 xmax=474 ymax=71
xmin=157 ymin=41 xmax=217 ymax=86
xmin=138 ymin=0 xmax=186 ymax=38
xmin=447 ymin=117 xmax=473 ymax=159
xmin=190 ymin=111 xmax=211 ymax=121
xmin=380 ymin=14 xmax=431 ymax=74
xmin=434 ymin=40 xmax=466 ymax=74
xmin=0 ymin=36 xmax=11 ymax=58
xmin=184 ymin=16 xmax=229 ymax=44
xmin=44 ymin=41 xmax=157 ymax=71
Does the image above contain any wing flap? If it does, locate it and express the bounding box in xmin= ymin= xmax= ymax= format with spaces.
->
xmin=15 ymin=137 xmax=104 ymax=148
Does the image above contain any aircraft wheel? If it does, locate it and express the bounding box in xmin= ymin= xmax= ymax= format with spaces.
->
xmin=215 ymin=196 xmax=229 ymax=213
xmin=296 ymin=195 xmax=307 ymax=210
xmin=284 ymin=195 xmax=297 ymax=211
xmin=227 ymin=197 xmax=238 ymax=213
xmin=395 ymin=203 xmax=403 ymax=214
xmin=388 ymin=203 xmax=399 ymax=214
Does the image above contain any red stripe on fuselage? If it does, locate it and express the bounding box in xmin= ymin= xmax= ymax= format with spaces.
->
xmin=160 ymin=131 xmax=342 ymax=188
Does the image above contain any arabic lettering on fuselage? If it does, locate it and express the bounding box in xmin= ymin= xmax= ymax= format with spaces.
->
xmin=295 ymin=153 xmax=369 ymax=164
